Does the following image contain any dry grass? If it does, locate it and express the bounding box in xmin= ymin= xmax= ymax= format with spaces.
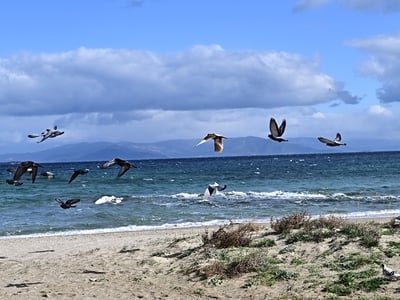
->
xmin=201 ymin=222 xmax=260 ymax=249
xmin=270 ymin=210 xmax=310 ymax=234
xmin=180 ymin=215 xmax=400 ymax=298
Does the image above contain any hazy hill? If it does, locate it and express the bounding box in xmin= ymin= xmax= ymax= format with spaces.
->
xmin=0 ymin=136 xmax=398 ymax=163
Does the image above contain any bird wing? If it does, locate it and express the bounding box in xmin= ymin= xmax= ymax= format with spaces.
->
xmin=204 ymin=186 xmax=214 ymax=198
xmin=278 ymin=119 xmax=286 ymax=136
xmin=269 ymin=118 xmax=280 ymax=137
xmin=101 ymin=159 xmax=117 ymax=169
xmin=196 ymin=139 xmax=209 ymax=146
xmin=117 ymin=164 xmax=131 ymax=178
xmin=216 ymin=184 xmax=227 ymax=192
xmin=335 ymin=133 xmax=342 ymax=142
xmin=65 ymin=199 xmax=80 ymax=205
xmin=68 ymin=170 xmax=80 ymax=183
xmin=55 ymin=198 xmax=64 ymax=205
xmin=214 ymin=137 xmax=224 ymax=153
xmin=31 ymin=165 xmax=39 ymax=183
xmin=13 ymin=162 xmax=32 ymax=181
xmin=318 ymin=137 xmax=334 ymax=145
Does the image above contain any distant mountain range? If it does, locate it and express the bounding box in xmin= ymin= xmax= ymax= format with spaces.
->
xmin=0 ymin=136 xmax=399 ymax=163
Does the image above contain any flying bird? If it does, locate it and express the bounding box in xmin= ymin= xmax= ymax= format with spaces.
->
xmin=318 ymin=133 xmax=347 ymax=147
xmin=100 ymin=158 xmax=136 ymax=178
xmin=196 ymin=133 xmax=227 ymax=153
xmin=204 ymin=182 xmax=227 ymax=198
xmin=55 ymin=198 xmax=80 ymax=209
xmin=268 ymin=118 xmax=288 ymax=142
xmin=6 ymin=161 xmax=41 ymax=185
xmin=28 ymin=126 xmax=64 ymax=143
xmin=68 ymin=169 xmax=89 ymax=184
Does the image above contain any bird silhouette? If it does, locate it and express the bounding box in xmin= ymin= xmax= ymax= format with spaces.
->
xmin=268 ymin=118 xmax=288 ymax=142
xmin=28 ymin=125 xmax=64 ymax=143
xmin=55 ymin=198 xmax=80 ymax=209
xmin=68 ymin=169 xmax=89 ymax=183
xmin=318 ymin=133 xmax=346 ymax=147
xmin=100 ymin=158 xmax=136 ymax=178
xmin=196 ymin=133 xmax=227 ymax=153
xmin=6 ymin=161 xmax=41 ymax=185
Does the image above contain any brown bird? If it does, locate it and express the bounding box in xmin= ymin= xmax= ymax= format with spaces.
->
xmin=6 ymin=161 xmax=41 ymax=185
xmin=196 ymin=133 xmax=227 ymax=153
xmin=318 ymin=133 xmax=346 ymax=147
xmin=100 ymin=158 xmax=136 ymax=178
xmin=55 ymin=198 xmax=80 ymax=209
xmin=268 ymin=117 xmax=288 ymax=142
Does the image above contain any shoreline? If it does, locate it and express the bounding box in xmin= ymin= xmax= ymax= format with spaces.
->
xmin=1 ymin=212 xmax=396 ymax=240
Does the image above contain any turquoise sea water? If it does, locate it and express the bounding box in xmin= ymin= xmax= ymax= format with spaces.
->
xmin=1 ymin=151 xmax=400 ymax=237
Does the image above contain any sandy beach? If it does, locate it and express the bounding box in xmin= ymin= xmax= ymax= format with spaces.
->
xmin=1 ymin=216 xmax=400 ymax=299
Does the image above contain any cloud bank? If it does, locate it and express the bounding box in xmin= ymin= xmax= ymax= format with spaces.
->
xmin=347 ymin=34 xmax=400 ymax=103
xmin=0 ymin=45 xmax=359 ymax=120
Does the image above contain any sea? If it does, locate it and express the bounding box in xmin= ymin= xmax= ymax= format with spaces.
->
xmin=1 ymin=151 xmax=400 ymax=238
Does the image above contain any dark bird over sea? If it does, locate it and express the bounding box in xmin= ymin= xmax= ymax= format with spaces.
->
xmin=196 ymin=133 xmax=227 ymax=153
xmin=68 ymin=169 xmax=89 ymax=184
xmin=318 ymin=133 xmax=347 ymax=147
xmin=6 ymin=161 xmax=41 ymax=185
xmin=100 ymin=158 xmax=136 ymax=178
xmin=268 ymin=117 xmax=288 ymax=142
xmin=55 ymin=198 xmax=80 ymax=209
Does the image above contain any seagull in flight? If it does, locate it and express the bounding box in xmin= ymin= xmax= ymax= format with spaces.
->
xmin=268 ymin=118 xmax=288 ymax=142
xmin=28 ymin=125 xmax=64 ymax=143
xmin=196 ymin=133 xmax=227 ymax=153
xmin=100 ymin=158 xmax=137 ymax=178
xmin=55 ymin=198 xmax=80 ymax=209
xmin=318 ymin=133 xmax=346 ymax=147
xmin=203 ymin=182 xmax=227 ymax=198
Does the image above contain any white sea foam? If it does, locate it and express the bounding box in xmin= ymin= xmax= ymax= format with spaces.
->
xmin=171 ymin=192 xmax=200 ymax=199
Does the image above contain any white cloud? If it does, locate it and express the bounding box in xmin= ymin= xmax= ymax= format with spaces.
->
xmin=368 ymin=104 xmax=393 ymax=116
xmin=293 ymin=0 xmax=400 ymax=13
xmin=0 ymin=46 xmax=359 ymax=119
xmin=347 ymin=35 xmax=400 ymax=103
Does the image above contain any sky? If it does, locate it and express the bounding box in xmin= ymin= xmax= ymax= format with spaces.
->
xmin=0 ymin=0 xmax=400 ymax=153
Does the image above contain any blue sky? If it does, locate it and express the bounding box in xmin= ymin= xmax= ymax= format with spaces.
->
xmin=0 ymin=0 xmax=399 ymax=153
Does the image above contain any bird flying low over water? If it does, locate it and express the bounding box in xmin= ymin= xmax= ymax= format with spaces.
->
xmin=55 ymin=198 xmax=80 ymax=209
xmin=318 ymin=133 xmax=346 ymax=147
xmin=268 ymin=117 xmax=288 ymax=142
xmin=68 ymin=169 xmax=89 ymax=183
xmin=100 ymin=158 xmax=136 ymax=178
xmin=204 ymin=182 xmax=227 ymax=198
xmin=6 ymin=161 xmax=41 ymax=185
xmin=196 ymin=133 xmax=227 ymax=153
xmin=28 ymin=125 xmax=64 ymax=143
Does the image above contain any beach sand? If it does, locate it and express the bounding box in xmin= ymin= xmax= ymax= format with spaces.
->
xmin=1 ymin=217 xmax=400 ymax=299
